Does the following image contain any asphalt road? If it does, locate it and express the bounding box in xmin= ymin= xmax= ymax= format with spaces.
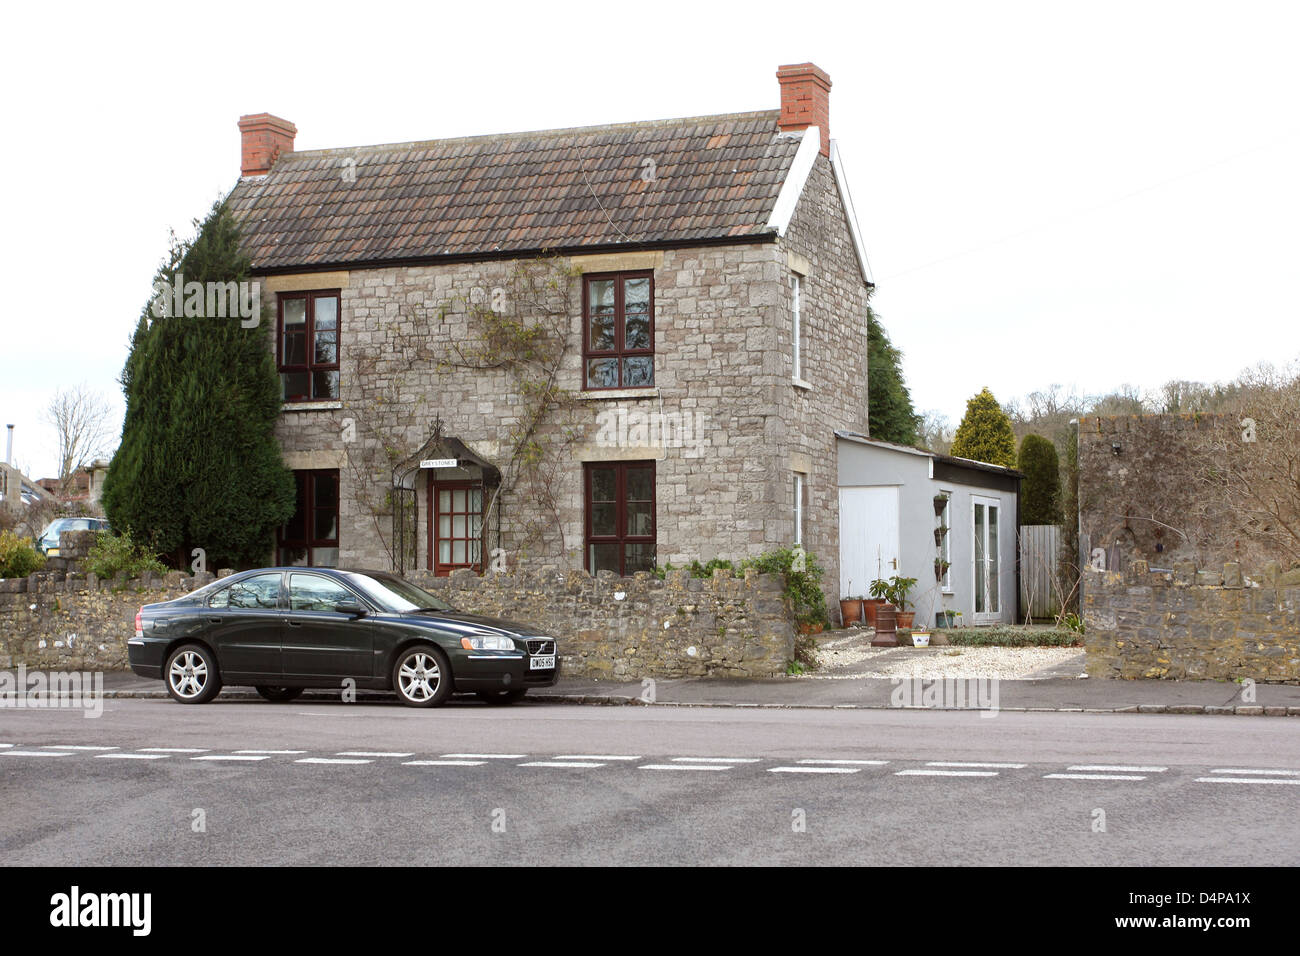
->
xmin=3 ymin=697 xmax=1299 ymax=866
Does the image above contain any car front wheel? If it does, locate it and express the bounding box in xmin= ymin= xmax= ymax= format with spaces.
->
xmin=392 ymin=645 xmax=452 ymax=708
xmin=255 ymin=685 xmax=304 ymax=702
xmin=165 ymin=644 xmax=222 ymax=704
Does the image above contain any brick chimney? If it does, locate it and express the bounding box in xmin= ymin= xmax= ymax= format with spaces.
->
xmin=776 ymin=63 xmax=831 ymax=157
xmin=238 ymin=113 xmax=297 ymax=177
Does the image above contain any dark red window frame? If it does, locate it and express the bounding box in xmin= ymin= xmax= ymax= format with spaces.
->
xmin=583 ymin=460 xmax=656 ymax=575
xmin=277 ymin=469 xmax=339 ymax=567
xmin=426 ymin=479 xmax=484 ymax=576
xmin=582 ymin=271 xmax=654 ymax=390
xmin=278 ymin=290 xmax=341 ymax=402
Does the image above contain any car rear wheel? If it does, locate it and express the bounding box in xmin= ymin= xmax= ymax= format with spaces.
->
xmin=476 ymin=688 xmax=527 ymax=705
xmin=165 ymin=644 xmax=222 ymax=704
xmin=255 ymin=685 xmax=304 ymax=702
xmin=392 ymin=645 xmax=451 ymax=708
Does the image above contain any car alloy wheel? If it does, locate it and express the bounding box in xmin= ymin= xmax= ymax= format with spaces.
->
xmin=393 ymin=646 xmax=451 ymax=708
xmin=165 ymin=644 xmax=222 ymax=704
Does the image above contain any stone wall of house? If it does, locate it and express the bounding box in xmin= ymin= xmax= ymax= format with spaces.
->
xmin=0 ymin=567 xmax=794 ymax=680
xmin=265 ymin=160 xmax=870 ymax=596
xmin=1078 ymin=413 xmax=1259 ymax=569
xmin=1082 ymin=562 xmax=1300 ymax=682
xmin=777 ymin=157 xmax=874 ymax=601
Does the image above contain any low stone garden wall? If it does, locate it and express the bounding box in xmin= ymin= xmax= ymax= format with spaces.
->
xmin=1083 ymin=562 xmax=1300 ymax=682
xmin=0 ymin=561 xmax=794 ymax=680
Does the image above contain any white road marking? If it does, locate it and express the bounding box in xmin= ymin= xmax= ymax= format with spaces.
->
xmin=671 ymin=757 xmax=760 ymax=764
xmin=139 ymin=748 xmax=208 ymax=753
xmin=336 ymin=751 xmax=413 ymax=758
xmin=896 ymin=769 xmax=999 ymax=777
xmin=297 ymin=757 xmax=371 ymax=765
xmin=770 ymin=766 xmax=861 ymax=774
xmin=95 ymin=753 xmax=169 ymax=760
xmin=191 ymin=755 xmax=270 ymax=762
xmin=236 ymin=749 xmax=307 ymax=755
xmin=1045 ymin=773 xmax=1147 ymax=781
xmin=2 ymin=750 xmax=72 ymax=757
xmin=403 ymin=760 xmax=486 ymax=767
xmin=1196 ymin=776 xmax=1300 ymax=786
xmin=797 ymin=759 xmax=888 ymax=766
xmin=1067 ymin=765 xmax=1167 ymax=773
xmin=1209 ymin=768 xmax=1300 ymax=776
xmin=518 ymin=761 xmax=606 ymax=768
xmin=640 ymin=764 xmax=733 ymax=771
xmin=0 ymin=743 xmax=13 ymax=748
xmin=554 ymin=755 xmax=642 ymax=761
xmin=441 ymin=753 xmax=526 ymax=759
xmin=927 ymin=761 xmax=1027 ymax=769
xmin=43 ymin=745 xmax=119 ymax=751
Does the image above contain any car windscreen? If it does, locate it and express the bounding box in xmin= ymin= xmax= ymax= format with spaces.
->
xmin=345 ymin=573 xmax=454 ymax=613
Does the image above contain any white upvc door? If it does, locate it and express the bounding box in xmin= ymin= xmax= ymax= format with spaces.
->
xmin=839 ymin=486 xmax=900 ymax=598
xmin=971 ymin=496 xmax=1002 ymax=624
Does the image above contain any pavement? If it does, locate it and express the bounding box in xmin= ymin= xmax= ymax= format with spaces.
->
xmin=88 ymin=667 xmax=1300 ymax=715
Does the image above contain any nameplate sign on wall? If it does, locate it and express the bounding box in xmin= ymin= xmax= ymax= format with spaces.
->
xmin=420 ymin=458 xmax=458 ymax=469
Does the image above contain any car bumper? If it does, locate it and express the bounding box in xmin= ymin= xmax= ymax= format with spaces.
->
xmin=452 ymin=651 xmax=561 ymax=692
xmin=127 ymin=638 xmax=166 ymax=680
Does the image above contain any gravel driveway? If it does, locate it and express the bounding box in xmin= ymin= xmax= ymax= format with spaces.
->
xmin=802 ymin=629 xmax=1086 ymax=680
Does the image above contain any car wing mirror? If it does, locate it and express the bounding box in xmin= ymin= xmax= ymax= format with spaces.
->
xmin=334 ymin=600 xmax=366 ymax=617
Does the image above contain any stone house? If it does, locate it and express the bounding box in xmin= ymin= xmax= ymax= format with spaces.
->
xmin=226 ymin=62 xmax=874 ymax=599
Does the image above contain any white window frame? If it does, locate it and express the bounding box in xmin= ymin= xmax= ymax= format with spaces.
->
xmin=791 ymin=273 xmax=802 ymax=382
xmin=937 ymin=491 xmax=953 ymax=593
xmin=794 ymin=472 xmax=805 ymax=547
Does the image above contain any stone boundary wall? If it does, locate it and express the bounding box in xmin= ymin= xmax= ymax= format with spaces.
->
xmin=1083 ymin=562 xmax=1300 ymax=682
xmin=0 ymin=563 xmax=795 ymax=680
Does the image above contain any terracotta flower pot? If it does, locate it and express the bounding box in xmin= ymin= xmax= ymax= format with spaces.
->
xmin=895 ymin=611 xmax=915 ymax=629
xmin=839 ymin=598 xmax=864 ymax=627
xmin=863 ymin=598 xmax=886 ymax=627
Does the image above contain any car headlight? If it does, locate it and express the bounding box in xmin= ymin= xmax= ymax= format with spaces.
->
xmin=460 ymin=634 xmax=518 ymax=651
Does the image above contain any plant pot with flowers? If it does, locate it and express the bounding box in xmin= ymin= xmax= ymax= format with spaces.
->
xmin=886 ymin=575 xmax=918 ymax=629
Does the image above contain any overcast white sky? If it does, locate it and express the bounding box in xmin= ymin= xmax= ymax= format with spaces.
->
xmin=3 ymin=0 xmax=1297 ymax=478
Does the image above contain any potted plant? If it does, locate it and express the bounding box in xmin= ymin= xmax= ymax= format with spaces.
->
xmin=934 ymin=558 xmax=951 ymax=581
xmin=933 ymin=525 xmax=949 ymax=547
xmin=935 ymin=609 xmax=960 ymax=628
xmin=839 ymin=582 xmax=864 ymax=628
xmin=866 ymin=577 xmax=890 ymax=627
xmin=910 ymin=628 xmax=931 ymax=647
xmin=886 ymin=575 xmax=918 ymax=629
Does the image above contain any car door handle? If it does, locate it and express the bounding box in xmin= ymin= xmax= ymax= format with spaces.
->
xmin=208 ymin=618 xmax=222 ymax=624
xmin=286 ymin=620 xmax=303 ymax=627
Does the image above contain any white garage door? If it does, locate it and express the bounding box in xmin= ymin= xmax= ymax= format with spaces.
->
xmin=839 ymin=486 xmax=900 ymax=598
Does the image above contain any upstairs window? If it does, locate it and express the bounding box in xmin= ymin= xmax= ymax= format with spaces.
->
xmin=583 ymin=272 xmax=654 ymax=390
xmin=279 ymin=291 xmax=340 ymax=402
xmin=791 ymin=273 xmax=802 ymax=381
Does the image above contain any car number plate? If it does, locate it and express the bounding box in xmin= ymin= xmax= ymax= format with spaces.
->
xmin=530 ymin=655 xmax=555 ymax=670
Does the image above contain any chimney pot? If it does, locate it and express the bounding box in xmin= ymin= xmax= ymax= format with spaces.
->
xmin=776 ymin=63 xmax=832 ymax=157
xmin=238 ymin=113 xmax=297 ymax=177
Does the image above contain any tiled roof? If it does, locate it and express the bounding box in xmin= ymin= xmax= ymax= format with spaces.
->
xmin=227 ymin=110 xmax=800 ymax=271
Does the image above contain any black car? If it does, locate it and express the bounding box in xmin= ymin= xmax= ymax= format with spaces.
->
xmin=127 ymin=568 xmax=559 ymax=707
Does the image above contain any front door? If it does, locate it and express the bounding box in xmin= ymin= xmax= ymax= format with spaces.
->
xmin=281 ymin=572 xmax=374 ymax=678
xmin=972 ymin=497 xmax=1002 ymax=623
xmin=428 ymin=480 xmax=483 ymax=575
xmin=838 ymin=486 xmax=900 ymax=597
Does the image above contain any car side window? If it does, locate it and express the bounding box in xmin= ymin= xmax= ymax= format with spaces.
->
xmin=211 ymin=573 xmax=283 ymax=610
xmin=289 ymin=574 xmax=355 ymax=612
